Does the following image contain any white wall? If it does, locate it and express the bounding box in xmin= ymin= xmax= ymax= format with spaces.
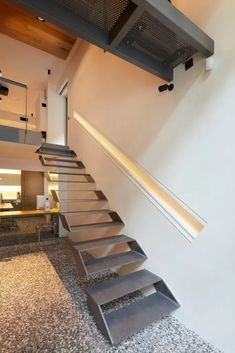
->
xmin=0 ymin=33 xmax=66 ymax=131
xmin=35 ymin=92 xmax=47 ymax=132
xmin=47 ymin=83 xmax=66 ymax=145
xmin=57 ymin=0 xmax=235 ymax=351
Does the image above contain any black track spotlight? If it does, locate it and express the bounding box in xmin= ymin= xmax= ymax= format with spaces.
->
xmin=158 ymin=83 xmax=174 ymax=93
xmin=20 ymin=117 xmax=29 ymax=122
xmin=36 ymin=16 xmax=45 ymax=23
xmin=158 ymin=84 xmax=168 ymax=92
xmin=168 ymin=83 xmax=174 ymax=91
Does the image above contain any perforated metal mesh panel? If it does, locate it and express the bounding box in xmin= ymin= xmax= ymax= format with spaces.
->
xmin=124 ymin=11 xmax=197 ymax=68
xmin=55 ymin=0 xmax=130 ymax=33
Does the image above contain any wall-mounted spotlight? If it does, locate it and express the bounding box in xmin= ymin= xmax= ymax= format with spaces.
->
xmin=0 ymin=97 xmax=2 ymax=102
xmin=0 ymin=70 xmax=2 ymax=77
xmin=20 ymin=117 xmax=29 ymax=122
xmin=158 ymin=83 xmax=174 ymax=93
xmin=36 ymin=16 xmax=45 ymax=23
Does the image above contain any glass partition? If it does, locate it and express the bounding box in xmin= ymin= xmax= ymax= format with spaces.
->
xmin=0 ymin=77 xmax=37 ymax=131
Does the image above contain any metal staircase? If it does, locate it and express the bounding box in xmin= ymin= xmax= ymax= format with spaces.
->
xmin=38 ymin=143 xmax=180 ymax=345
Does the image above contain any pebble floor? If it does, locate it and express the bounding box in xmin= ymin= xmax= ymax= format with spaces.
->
xmin=0 ymin=239 xmax=223 ymax=353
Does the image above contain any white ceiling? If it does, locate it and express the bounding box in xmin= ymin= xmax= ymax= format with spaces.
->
xmin=0 ymin=33 xmax=65 ymax=89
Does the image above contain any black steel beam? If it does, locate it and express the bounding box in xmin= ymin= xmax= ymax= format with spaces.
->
xmin=109 ymin=2 xmax=144 ymax=48
xmin=117 ymin=42 xmax=173 ymax=81
xmin=8 ymin=0 xmax=214 ymax=81
xmin=133 ymin=0 xmax=214 ymax=57
xmin=8 ymin=0 xmax=170 ymax=79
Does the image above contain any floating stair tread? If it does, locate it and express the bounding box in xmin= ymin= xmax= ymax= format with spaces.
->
xmin=58 ymin=190 xmax=108 ymax=202
xmin=47 ymin=162 xmax=85 ymax=169
xmin=104 ymin=292 xmax=179 ymax=345
xmin=62 ymin=209 xmax=112 ymax=215
xmin=86 ymin=269 xmax=161 ymax=305
xmin=40 ymin=156 xmax=85 ymax=169
xmin=85 ymin=251 xmax=147 ymax=274
xmin=60 ymin=205 xmax=108 ymax=214
xmin=60 ymin=198 xmax=108 ymax=203
xmin=56 ymin=181 xmax=94 ymax=184
xmin=45 ymin=157 xmax=79 ymax=163
xmin=41 ymin=143 xmax=70 ymax=150
xmin=49 ymin=172 xmax=91 ymax=176
xmin=49 ymin=172 xmax=94 ymax=182
xmin=73 ymin=234 xmax=133 ymax=251
xmin=70 ymin=220 xmax=124 ymax=232
xmin=56 ymin=188 xmax=96 ymax=192
xmin=36 ymin=148 xmax=76 ymax=157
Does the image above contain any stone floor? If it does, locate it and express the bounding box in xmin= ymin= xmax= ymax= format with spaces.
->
xmin=0 ymin=231 xmax=55 ymax=247
xmin=0 ymin=239 xmax=223 ymax=353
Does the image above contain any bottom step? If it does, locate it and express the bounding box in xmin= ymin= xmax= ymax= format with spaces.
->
xmin=105 ymin=292 xmax=179 ymax=345
xmin=86 ymin=269 xmax=179 ymax=344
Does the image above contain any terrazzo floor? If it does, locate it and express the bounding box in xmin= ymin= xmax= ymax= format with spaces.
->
xmin=0 ymin=238 xmax=223 ymax=353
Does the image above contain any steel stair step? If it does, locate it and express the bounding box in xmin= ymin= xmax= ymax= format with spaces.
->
xmin=84 ymin=251 xmax=147 ymax=274
xmin=86 ymin=269 xmax=161 ymax=305
xmin=57 ymin=183 xmax=96 ymax=191
xmin=49 ymin=179 xmax=94 ymax=183
xmin=104 ymin=292 xmax=179 ymax=344
xmin=72 ymin=234 xmax=133 ymax=251
xmin=51 ymin=190 xmax=107 ymax=203
xmin=59 ymin=199 xmax=108 ymax=204
xmin=49 ymin=172 xmax=89 ymax=176
xmin=62 ymin=198 xmax=106 ymax=202
xmin=36 ymin=147 xmax=77 ymax=158
xmin=48 ymin=172 xmax=94 ymax=183
xmin=39 ymin=156 xmax=85 ymax=169
xmin=59 ymin=201 xmax=108 ymax=213
xmin=39 ymin=143 xmax=70 ymax=150
xmin=60 ymin=210 xmax=121 ymax=232
xmin=70 ymin=220 xmax=123 ymax=232
xmin=61 ymin=211 xmax=124 ymax=232
xmin=49 ymin=172 xmax=91 ymax=176
xmin=63 ymin=209 xmax=112 ymax=215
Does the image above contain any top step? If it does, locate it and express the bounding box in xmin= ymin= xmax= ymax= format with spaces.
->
xmin=35 ymin=143 xmax=77 ymax=158
xmin=41 ymin=143 xmax=70 ymax=150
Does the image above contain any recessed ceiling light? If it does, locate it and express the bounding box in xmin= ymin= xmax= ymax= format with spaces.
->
xmin=36 ymin=16 xmax=45 ymax=23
